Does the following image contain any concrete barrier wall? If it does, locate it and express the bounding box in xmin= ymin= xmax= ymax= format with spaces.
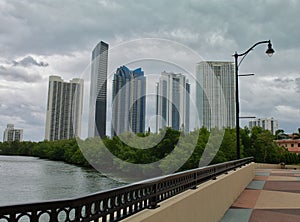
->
xmin=123 ymin=163 xmax=255 ymax=222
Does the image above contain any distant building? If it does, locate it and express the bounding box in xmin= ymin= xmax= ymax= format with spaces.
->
xmin=196 ymin=61 xmax=235 ymax=130
xmin=111 ymin=66 xmax=146 ymax=135
xmin=3 ymin=124 xmax=23 ymax=142
xmin=249 ymin=117 xmax=278 ymax=135
xmin=156 ymin=71 xmax=190 ymax=132
xmin=88 ymin=41 xmax=109 ymax=138
xmin=275 ymin=139 xmax=300 ymax=154
xmin=45 ymin=75 xmax=84 ymax=141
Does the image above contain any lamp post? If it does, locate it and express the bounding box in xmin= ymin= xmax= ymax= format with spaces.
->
xmin=234 ymin=40 xmax=275 ymax=159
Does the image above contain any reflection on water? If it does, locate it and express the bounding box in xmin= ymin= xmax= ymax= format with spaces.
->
xmin=0 ymin=155 xmax=124 ymax=206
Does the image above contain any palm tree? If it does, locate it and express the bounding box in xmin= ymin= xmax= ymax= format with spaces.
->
xmin=291 ymin=129 xmax=300 ymax=139
xmin=275 ymin=129 xmax=289 ymax=140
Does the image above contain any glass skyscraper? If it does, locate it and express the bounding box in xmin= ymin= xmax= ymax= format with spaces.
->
xmin=196 ymin=61 xmax=235 ymax=130
xmin=156 ymin=71 xmax=190 ymax=132
xmin=111 ymin=65 xmax=146 ymax=136
xmin=88 ymin=41 xmax=109 ymax=138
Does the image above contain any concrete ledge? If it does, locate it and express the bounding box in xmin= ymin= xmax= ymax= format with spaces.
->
xmin=256 ymin=163 xmax=300 ymax=169
xmin=256 ymin=163 xmax=282 ymax=169
xmin=123 ymin=163 xmax=255 ymax=222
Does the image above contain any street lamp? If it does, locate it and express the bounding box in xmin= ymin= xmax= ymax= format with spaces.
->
xmin=233 ymin=40 xmax=275 ymax=159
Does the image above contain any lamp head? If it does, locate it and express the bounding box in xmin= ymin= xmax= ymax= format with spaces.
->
xmin=266 ymin=41 xmax=275 ymax=57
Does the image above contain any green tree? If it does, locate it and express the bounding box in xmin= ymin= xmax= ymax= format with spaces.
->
xmin=250 ymin=127 xmax=281 ymax=163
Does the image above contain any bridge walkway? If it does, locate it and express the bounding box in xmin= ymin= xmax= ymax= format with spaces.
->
xmin=221 ymin=168 xmax=300 ymax=222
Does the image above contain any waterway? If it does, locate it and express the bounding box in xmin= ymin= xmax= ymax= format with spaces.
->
xmin=0 ymin=155 xmax=124 ymax=206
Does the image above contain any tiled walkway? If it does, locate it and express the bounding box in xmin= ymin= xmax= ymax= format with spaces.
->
xmin=221 ymin=168 xmax=300 ymax=222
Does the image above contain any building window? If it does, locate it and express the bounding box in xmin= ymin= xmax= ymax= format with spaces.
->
xmin=291 ymin=144 xmax=294 ymax=147
xmin=298 ymin=143 xmax=300 ymax=147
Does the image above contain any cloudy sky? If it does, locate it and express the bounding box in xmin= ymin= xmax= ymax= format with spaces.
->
xmin=1 ymin=0 xmax=300 ymax=141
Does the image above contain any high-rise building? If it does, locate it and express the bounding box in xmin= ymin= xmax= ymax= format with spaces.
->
xmin=88 ymin=41 xmax=109 ymax=138
xmin=3 ymin=124 xmax=23 ymax=142
xmin=156 ymin=71 xmax=190 ymax=132
xmin=196 ymin=61 xmax=235 ymax=130
xmin=45 ymin=76 xmax=83 ymax=141
xmin=111 ymin=66 xmax=146 ymax=135
xmin=249 ymin=117 xmax=278 ymax=135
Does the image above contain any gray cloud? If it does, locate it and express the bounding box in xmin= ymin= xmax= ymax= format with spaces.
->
xmin=13 ymin=56 xmax=48 ymax=67
xmin=240 ymin=74 xmax=300 ymax=131
xmin=1 ymin=0 xmax=299 ymax=59
xmin=0 ymin=66 xmax=43 ymax=82
xmin=274 ymin=77 xmax=294 ymax=83
xmin=273 ymin=77 xmax=296 ymax=90
xmin=0 ymin=81 xmax=47 ymax=141
xmin=1 ymin=0 xmax=300 ymax=140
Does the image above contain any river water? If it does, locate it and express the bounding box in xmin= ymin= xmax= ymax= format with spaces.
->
xmin=0 ymin=155 xmax=124 ymax=206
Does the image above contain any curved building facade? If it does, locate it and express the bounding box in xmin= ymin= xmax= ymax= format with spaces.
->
xmin=111 ymin=66 xmax=146 ymax=136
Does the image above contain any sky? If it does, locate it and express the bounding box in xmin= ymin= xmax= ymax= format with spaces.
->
xmin=0 ymin=0 xmax=300 ymax=141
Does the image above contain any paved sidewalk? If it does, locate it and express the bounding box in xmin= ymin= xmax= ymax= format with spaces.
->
xmin=220 ymin=168 xmax=300 ymax=222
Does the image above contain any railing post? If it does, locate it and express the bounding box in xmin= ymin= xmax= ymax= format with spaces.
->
xmin=224 ymin=164 xmax=229 ymax=174
xmin=191 ymin=172 xmax=197 ymax=189
xmin=10 ymin=213 xmax=16 ymax=222
xmin=50 ymin=208 xmax=58 ymax=222
xmin=31 ymin=211 xmax=38 ymax=222
xmin=148 ymin=184 xmax=159 ymax=209
xmin=212 ymin=168 xmax=217 ymax=180
xmin=75 ymin=206 xmax=81 ymax=221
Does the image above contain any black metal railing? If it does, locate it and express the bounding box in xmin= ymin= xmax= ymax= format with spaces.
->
xmin=0 ymin=157 xmax=253 ymax=222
